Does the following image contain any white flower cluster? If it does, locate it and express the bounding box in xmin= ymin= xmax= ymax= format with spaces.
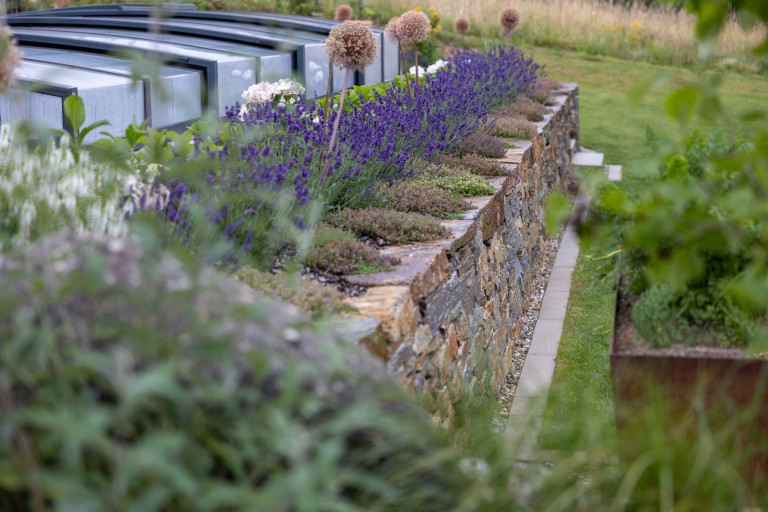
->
xmin=0 ymin=125 xmax=136 ymax=249
xmin=239 ymin=78 xmax=306 ymax=120
xmin=408 ymin=59 xmax=447 ymax=76
xmin=427 ymin=59 xmax=448 ymax=74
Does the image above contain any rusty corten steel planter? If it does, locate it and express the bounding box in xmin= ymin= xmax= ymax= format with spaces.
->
xmin=610 ymin=288 xmax=768 ymax=486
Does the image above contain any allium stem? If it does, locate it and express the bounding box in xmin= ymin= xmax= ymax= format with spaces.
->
xmin=399 ymin=43 xmax=412 ymax=99
xmin=507 ymin=33 xmax=511 ymax=47
xmin=322 ymin=56 xmax=334 ymax=122
xmin=317 ymin=56 xmax=335 ymax=175
xmin=414 ymin=44 xmax=420 ymax=91
xmin=323 ymin=67 xmax=352 ymax=180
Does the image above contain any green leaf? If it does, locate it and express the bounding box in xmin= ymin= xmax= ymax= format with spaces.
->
xmin=664 ymin=86 xmax=699 ymax=123
xmin=63 ymin=94 xmax=86 ymax=134
xmin=78 ymin=120 xmax=110 ymax=145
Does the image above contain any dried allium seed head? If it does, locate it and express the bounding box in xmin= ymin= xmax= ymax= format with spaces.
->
xmin=385 ymin=16 xmax=400 ymax=44
xmin=397 ymin=10 xmax=432 ymax=43
xmin=453 ymin=17 xmax=470 ymax=35
xmin=325 ymin=21 xmax=379 ymax=72
xmin=0 ymin=26 xmax=22 ymax=89
xmin=499 ymin=8 xmax=520 ymax=32
xmin=335 ymin=4 xmax=354 ymax=22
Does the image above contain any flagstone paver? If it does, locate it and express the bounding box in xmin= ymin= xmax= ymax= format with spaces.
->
xmin=504 ymin=211 xmax=582 ymax=452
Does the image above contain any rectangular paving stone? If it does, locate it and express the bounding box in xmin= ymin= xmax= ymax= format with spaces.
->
xmin=538 ymin=291 xmax=570 ymax=320
xmin=516 ymin=355 xmax=556 ymax=397
xmin=508 ymin=396 xmax=548 ymax=417
xmin=545 ymin=266 xmax=573 ymax=292
xmin=572 ymin=152 xmax=604 ymax=167
xmin=553 ymin=247 xmax=579 ymax=268
xmin=506 ymin=414 xmax=543 ymax=433
xmin=606 ymin=164 xmax=623 ymax=181
xmin=528 ymin=319 xmax=564 ymax=356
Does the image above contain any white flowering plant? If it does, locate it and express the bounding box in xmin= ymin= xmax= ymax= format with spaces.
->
xmin=239 ymin=78 xmax=305 ymax=120
xmin=0 ymin=125 xmax=135 ymax=249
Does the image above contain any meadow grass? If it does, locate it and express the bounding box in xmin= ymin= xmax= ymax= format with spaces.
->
xmin=371 ymin=0 xmax=767 ymax=69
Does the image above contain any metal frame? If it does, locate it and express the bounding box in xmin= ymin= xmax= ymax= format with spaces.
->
xmin=8 ymin=5 xmax=399 ymax=85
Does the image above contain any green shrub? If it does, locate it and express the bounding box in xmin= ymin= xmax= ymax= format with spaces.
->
xmin=440 ymin=153 xmax=511 ymax=177
xmin=377 ymin=180 xmax=471 ymax=218
xmin=591 ymin=130 xmax=767 ymax=348
xmin=0 ymin=231 xmax=488 ymax=512
xmin=328 ymin=207 xmax=450 ymax=244
xmin=454 ymin=132 xmax=508 ymax=159
xmin=233 ymin=266 xmax=353 ymax=317
xmin=489 ymin=115 xmax=538 ymax=139
xmin=415 ymin=165 xmax=496 ymax=197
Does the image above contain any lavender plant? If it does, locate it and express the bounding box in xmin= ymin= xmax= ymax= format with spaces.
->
xmin=129 ymin=46 xmax=540 ymax=268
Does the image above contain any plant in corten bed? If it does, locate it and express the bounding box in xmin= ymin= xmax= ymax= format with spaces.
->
xmin=454 ymin=17 xmax=470 ymax=48
xmin=499 ymin=8 xmax=520 ymax=47
xmin=322 ymin=21 xmax=378 ymax=179
xmin=335 ymin=4 xmax=354 ymax=21
xmin=397 ymin=10 xmax=432 ymax=91
xmin=564 ymin=1 xmax=768 ymax=485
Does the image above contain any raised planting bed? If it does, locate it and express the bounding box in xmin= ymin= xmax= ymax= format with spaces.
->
xmin=343 ymin=83 xmax=580 ymax=425
xmin=612 ymin=287 xmax=768 ymax=488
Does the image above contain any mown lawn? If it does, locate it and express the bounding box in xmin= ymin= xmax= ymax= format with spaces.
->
xmin=518 ymin=45 xmax=768 ymax=450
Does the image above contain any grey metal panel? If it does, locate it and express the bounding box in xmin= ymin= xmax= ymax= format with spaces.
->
xmin=226 ymin=12 xmax=398 ymax=82
xmin=7 ymin=16 xmax=332 ymax=97
xmin=2 ymin=60 xmax=144 ymax=144
xmin=19 ymin=46 xmax=202 ymax=128
xmin=101 ymin=16 xmax=336 ymax=97
xmin=0 ymin=90 xmax=62 ymax=132
xmin=10 ymin=27 xmax=255 ymax=117
xmin=35 ymin=27 xmax=293 ymax=85
xmin=9 ymin=7 xmax=398 ymax=87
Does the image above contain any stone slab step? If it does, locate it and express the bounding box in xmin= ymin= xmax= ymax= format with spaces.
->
xmin=604 ymin=164 xmax=622 ymax=181
xmin=572 ymin=151 xmax=604 ymax=167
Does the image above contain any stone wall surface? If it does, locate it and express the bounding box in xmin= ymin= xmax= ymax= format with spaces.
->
xmin=346 ymin=83 xmax=580 ymax=424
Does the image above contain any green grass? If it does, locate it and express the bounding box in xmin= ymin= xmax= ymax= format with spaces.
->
xmin=537 ymin=243 xmax=616 ymax=449
xmin=526 ymin=45 xmax=768 ymax=451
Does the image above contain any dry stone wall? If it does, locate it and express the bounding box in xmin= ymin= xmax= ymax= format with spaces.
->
xmin=346 ymin=83 xmax=580 ymax=424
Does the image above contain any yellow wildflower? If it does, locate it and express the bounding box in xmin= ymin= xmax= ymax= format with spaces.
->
xmin=414 ymin=6 xmax=421 ymax=11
